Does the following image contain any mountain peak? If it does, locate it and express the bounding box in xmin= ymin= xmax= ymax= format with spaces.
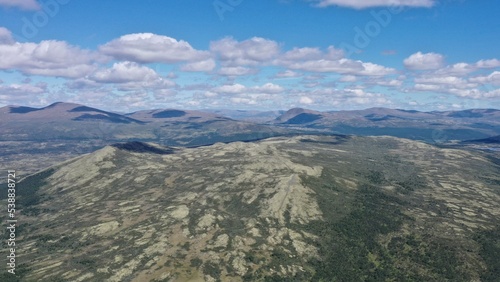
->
xmin=276 ymin=108 xmax=323 ymax=123
xmin=111 ymin=141 xmax=175 ymax=154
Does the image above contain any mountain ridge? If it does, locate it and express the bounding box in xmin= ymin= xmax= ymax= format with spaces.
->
xmin=8 ymin=136 xmax=500 ymax=281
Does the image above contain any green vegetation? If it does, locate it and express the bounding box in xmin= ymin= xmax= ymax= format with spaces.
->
xmin=301 ymin=168 xmax=473 ymax=281
xmin=190 ymin=258 xmax=203 ymax=268
xmin=10 ymin=169 xmax=55 ymax=218
xmin=0 ymin=264 xmax=30 ymax=282
xmin=6 ymin=136 xmax=499 ymax=281
xmin=203 ymin=262 xmax=221 ymax=281
xmin=474 ymin=226 xmax=500 ymax=281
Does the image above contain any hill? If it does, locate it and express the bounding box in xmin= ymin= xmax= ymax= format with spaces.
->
xmin=6 ymin=136 xmax=500 ymax=281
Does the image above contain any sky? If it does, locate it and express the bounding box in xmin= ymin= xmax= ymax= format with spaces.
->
xmin=0 ymin=0 xmax=499 ymax=112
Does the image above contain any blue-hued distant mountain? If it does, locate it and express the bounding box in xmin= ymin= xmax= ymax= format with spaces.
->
xmin=2 ymin=102 xmax=144 ymax=124
xmin=463 ymin=135 xmax=500 ymax=144
xmin=0 ymin=102 xmax=291 ymax=146
xmin=274 ymin=107 xmax=500 ymax=142
xmin=1 ymin=102 xmax=500 ymax=144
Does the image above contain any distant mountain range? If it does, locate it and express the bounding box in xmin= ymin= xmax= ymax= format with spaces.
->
xmin=463 ymin=135 xmax=500 ymax=144
xmin=0 ymin=102 xmax=291 ymax=146
xmin=1 ymin=102 xmax=500 ymax=144
xmin=2 ymin=104 xmax=500 ymax=280
xmin=272 ymin=107 xmax=500 ymax=142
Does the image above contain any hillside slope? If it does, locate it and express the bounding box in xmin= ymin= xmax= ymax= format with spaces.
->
xmin=5 ymin=136 xmax=500 ymax=281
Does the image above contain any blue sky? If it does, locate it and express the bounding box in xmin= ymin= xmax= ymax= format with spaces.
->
xmin=0 ymin=0 xmax=499 ymax=112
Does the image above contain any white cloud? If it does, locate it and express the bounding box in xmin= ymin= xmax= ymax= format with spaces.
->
xmin=0 ymin=0 xmax=39 ymax=10
xmin=446 ymin=88 xmax=482 ymax=99
xmin=0 ymin=82 xmax=46 ymax=95
xmin=213 ymin=83 xmax=285 ymax=95
xmin=253 ymin=83 xmax=285 ymax=94
xmin=180 ymin=59 xmax=216 ymax=72
xmin=217 ymin=66 xmax=256 ymax=76
xmin=90 ymin=61 xmax=158 ymax=83
xmin=230 ymin=97 xmax=258 ymax=105
xmin=375 ymin=79 xmax=403 ymax=87
xmin=297 ymin=88 xmax=391 ymax=107
xmin=413 ymin=83 xmax=442 ymax=92
xmin=88 ymin=61 xmax=176 ymax=91
xmin=404 ymin=52 xmax=445 ymax=70
xmin=277 ymin=45 xmax=394 ymax=76
xmin=210 ymin=37 xmax=280 ymax=66
xmin=281 ymin=47 xmax=324 ymax=61
xmin=469 ymin=71 xmax=500 ymax=86
xmin=312 ymin=0 xmax=435 ymax=9
xmin=483 ymin=89 xmax=500 ymax=98
xmin=415 ymin=76 xmax=468 ymax=85
xmin=275 ymin=70 xmax=301 ymax=78
xmin=300 ymin=96 xmax=314 ymax=105
xmin=358 ymin=62 xmax=396 ymax=76
xmin=0 ymin=38 xmax=102 ymax=78
xmin=434 ymin=62 xmax=474 ymax=76
xmin=100 ymin=33 xmax=210 ymax=64
xmin=0 ymin=27 xmax=14 ymax=45
xmin=339 ymin=75 xmax=357 ymax=82
xmin=475 ymin=59 xmax=500 ymax=69
xmin=215 ymin=84 xmax=247 ymax=94
xmin=65 ymin=78 xmax=102 ymax=90
xmin=285 ymin=58 xmax=394 ymax=76
xmin=431 ymin=59 xmax=500 ymax=76
xmin=204 ymin=91 xmax=218 ymax=98
xmin=0 ymin=82 xmax=47 ymax=106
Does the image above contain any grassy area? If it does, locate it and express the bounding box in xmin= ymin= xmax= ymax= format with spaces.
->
xmin=474 ymin=226 xmax=500 ymax=281
xmin=300 ymin=167 xmax=474 ymax=281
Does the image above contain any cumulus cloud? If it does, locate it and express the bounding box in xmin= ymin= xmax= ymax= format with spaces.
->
xmin=284 ymin=58 xmax=394 ymax=76
xmin=100 ymin=33 xmax=210 ymax=64
xmin=434 ymin=62 xmax=474 ymax=76
xmin=210 ymin=37 xmax=280 ymax=66
xmin=483 ymin=89 xmax=500 ymax=98
xmin=277 ymin=45 xmax=394 ymax=76
xmin=469 ymin=71 xmax=500 ymax=86
xmin=475 ymin=59 xmax=500 ymax=69
xmin=410 ymin=71 xmax=500 ymax=99
xmin=374 ymin=79 xmax=403 ymax=87
xmin=217 ymin=66 xmax=257 ymax=76
xmin=275 ymin=70 xmax=301 ymax=78
xmin=281 ymin=47 xmax=324 ymax=61
xmin=339 ymin=75 xmax=357 ymax=82
xmin=253 ymin=83 xmax=285 ymax=94
xmin=180 ymin=59 xmax=216 ymax=72
xmin=215 ymin=84 xmax=247 ymax=94
xmin=213 ymin=83 xmax=285 ymax=95
xmin=415 ymin=76 xmax=470 ymax=86
xmin=0 ymin=27 xmax=14 ymax=44
xmin=404 ymin=52 xmax=445 ymax=70
xmin=87 ymin=61 xmax=176 ymax=92
xmin=300 ymin=96 xmax=314 ymax=104
xmin=0 ymin=0 xmax=40 ymax=10
xmin=0 ymin=82 xmax=47 ymax=106
xmin=295 ymin=88 xmax=391 ymax=108
xmin=0 ymin=82 xmax=46 ymax=95
xmin=428 ymin=59 xmax=500 ymax=77
xmin=0 ymin=38 xmax=102 ymax=78
xmin=311 ymin=0 xmax=435 ymax=9
xmin=90 ymin=61 xmax=160 ymax=83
